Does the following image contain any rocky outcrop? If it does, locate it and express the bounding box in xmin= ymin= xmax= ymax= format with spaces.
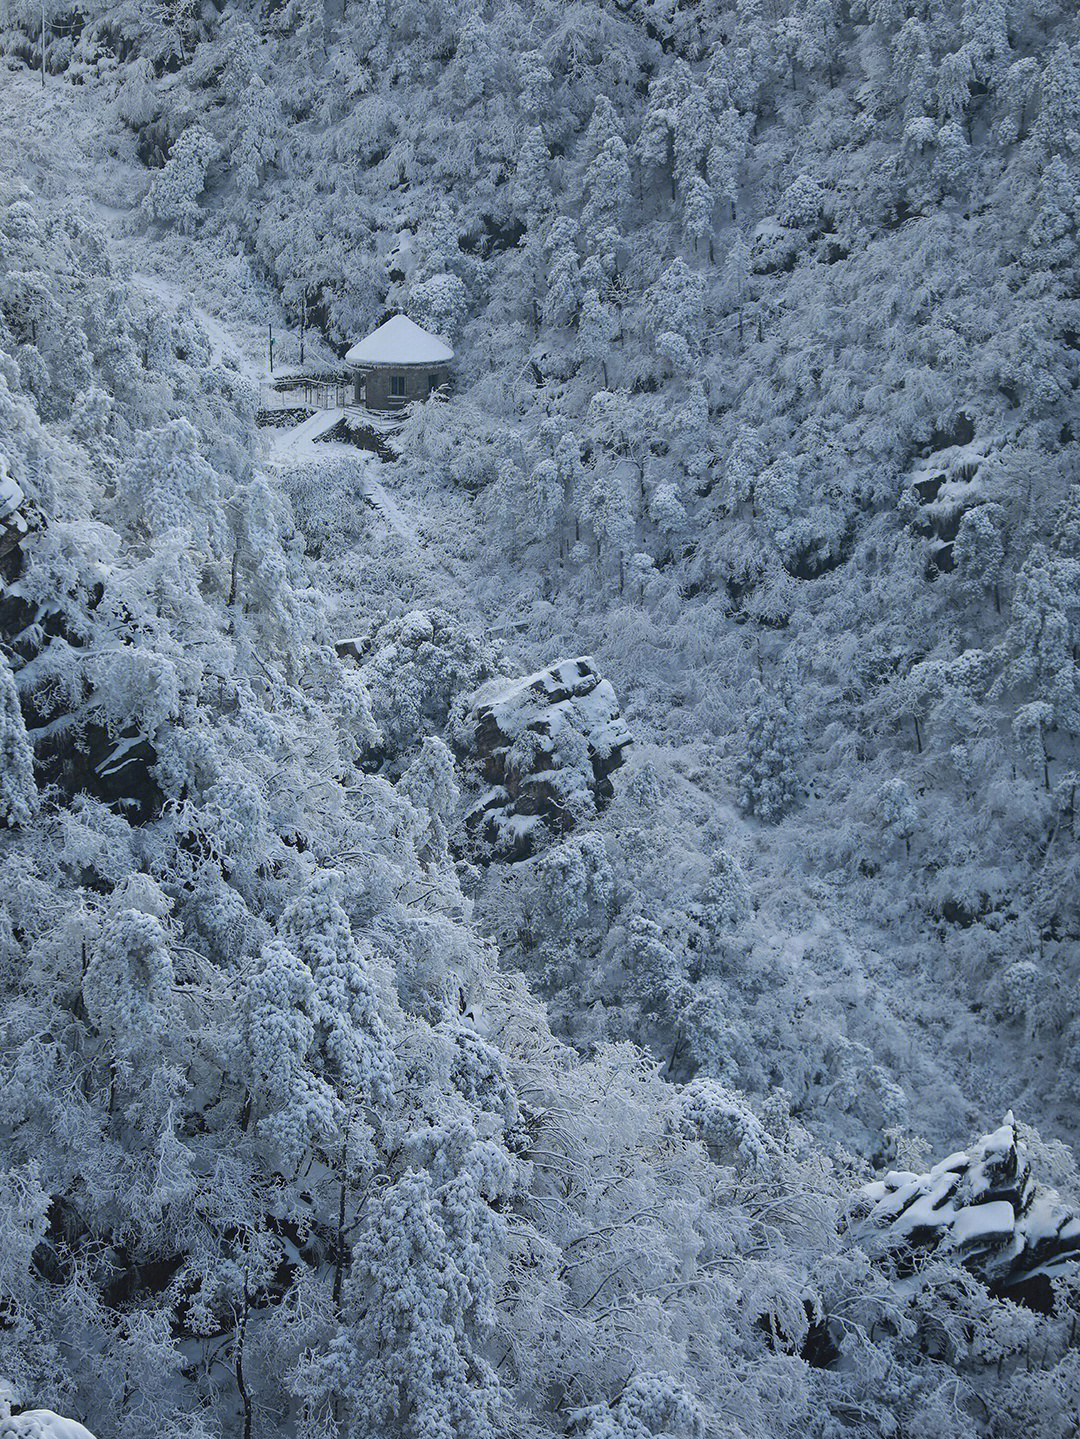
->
xmin=33 ymin=720 xmax=162 ymax=824
xmin=460 ymin=656 xmax=632 ymax=859
xmin=851 ymin=1114 xmax=1080 ymax=1311
xmin=903 ymin=438 xmax=989 ymax=578
xmin=0 ymin=463 xmax=39 ymax=581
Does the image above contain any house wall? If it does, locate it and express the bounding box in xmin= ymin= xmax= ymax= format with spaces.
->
xmin=353 ymin=363 xmax=450 ymax=412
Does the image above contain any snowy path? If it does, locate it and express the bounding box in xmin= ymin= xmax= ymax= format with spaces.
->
xmin=268 ymin=408 xmax=346 ymax=457
xmin=362 ymin=469 xmax=414 ymax=541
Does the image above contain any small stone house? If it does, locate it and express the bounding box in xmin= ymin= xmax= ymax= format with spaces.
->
xmin=344 ymin=314 xmax=453 ymax=413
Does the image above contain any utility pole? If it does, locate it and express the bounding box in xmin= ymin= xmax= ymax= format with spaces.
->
xmin=41 ymin=2 xmax=46 ymax=87
xmin=299 ymin=291 xmax=306 ymax=366
xmin=268 ymin=322 xmax=274 ymax=375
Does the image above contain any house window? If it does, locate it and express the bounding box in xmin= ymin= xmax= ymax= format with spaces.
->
xmin=428 ymin=373 xmax=441 ymax=394
xmin=390 ymin=374 xmax=406 ymax=397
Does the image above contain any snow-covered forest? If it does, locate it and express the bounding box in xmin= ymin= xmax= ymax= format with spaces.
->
xmin=1 ymin=0 xmax=1080 ymax=1434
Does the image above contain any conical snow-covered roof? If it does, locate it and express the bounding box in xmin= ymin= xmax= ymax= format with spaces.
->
xmin=344 ymin=314 xmax=454 ymax=367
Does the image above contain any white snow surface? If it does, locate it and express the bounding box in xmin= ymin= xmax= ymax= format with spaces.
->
xmin=268 ymin=407 xmax=346 ymax=458
xmin=344 ymin=314 xmax=454 ymax=367
xmin=1 ymin=1411 xmax=96 ymax=1439
xmin=132 ymin=270 xmax=257 ymax=377
xmin=0 ymin=455 xmax=24 ymax=519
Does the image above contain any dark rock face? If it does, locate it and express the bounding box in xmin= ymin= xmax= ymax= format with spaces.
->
xmin=852 ymin=1114 xmax=1080 ymax=1311
xmin=1 ymin=522 xmax=162 ymax=823
xmin=460 ymin=656 xmax=632 ymax=859
xmin=33 ymin=720 xmax=162 ymax=824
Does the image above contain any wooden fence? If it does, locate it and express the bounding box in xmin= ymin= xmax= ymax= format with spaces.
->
xmin=260 ymin=377 xmax=354 ymax=411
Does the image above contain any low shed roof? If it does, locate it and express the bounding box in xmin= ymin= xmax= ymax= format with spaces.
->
xmin=345 ymin=314 xmax=454 ymax=368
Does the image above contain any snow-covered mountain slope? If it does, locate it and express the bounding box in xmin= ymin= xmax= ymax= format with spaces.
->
xmin=2 ymin=3 xmax=1080 ymax=1436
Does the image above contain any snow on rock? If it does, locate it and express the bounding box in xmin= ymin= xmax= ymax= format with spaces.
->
xmin=903 ymin=436 xmax=995 ymax=573
xmin=0 ymin=455 xmax=24 ymax=520
xmin=0 ymin=1390 xmax=96 ymax=1439
xmin=344 ymin=314 xmax=454 ymax=367
xmin=462 ymin=656 xmax=632 ymax=859
xmin=852 ymin=1113 xmax=1080 ymax=1308
xmin=0 ymin=453 xmax=32 ymax=568
xmin=10 ymin=1415 xmax=97 ymax=1439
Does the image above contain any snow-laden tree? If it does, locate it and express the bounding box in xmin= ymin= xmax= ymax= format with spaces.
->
xmin=954 ymin=501 xmax=1007 ymax=611
xmin=735 ymin=683 xmax=802 ymax=823
xmin=81 ymin=878 xmax=176 ymax=1062
xmin=280 ymin=870 xmax=397 ymax=1111
xmin=571 ymin=1371 xmax=703 ymax=1439
xmin=410 ymin=272 xmax=467 ymax=344
xmin=295 ymin=1168 xmax=503 ymax=1439
xmin=232 ymin=76 xmax=281 ymax=196
xmin=877 ymin=776 xmax=918 ymax=857
xmin=115 ymin=417 xmax=226 ymax=559
xmin=513 ymin=126 xmax=553 ymax=233
xmin=141 ymin=126 xmax=218 ymax=232
xmin=0 ymin=653 xmax=36 ymax=827
xmin=237 ymin=937 xmax=340 ymax=1167
xmin=398 ymin=735 xmax=460 ymax=868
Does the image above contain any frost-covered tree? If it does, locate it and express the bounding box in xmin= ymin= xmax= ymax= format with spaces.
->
xmin=398 ymin=735 xmax=460 ymax=867
xmin=141 ymin=126 xmax=218 ymax=232
xmin=117 ymin=417 xmax=226 ymax=557
xmin=410 ymin=271 xmax=467 ymax=343
xmin=0 ymin=653 xmax=35 ymax=827
xmin=82 ymin=880 xmax=176 ymax=1061
xmin=237 ymin=937 xmax=339 ymax=1167
xmin=735 ymin=684 xmax=802 ymax=823
xmin=296 ymin=1168 xmax=503 ymax=1439
xmin=280 ymin=871 xmax=397 ymax=1111
xmin=877 ymin=776 xmax=918 ymax=857
xmin=954 ymin=501 xmax=1007 ymax=611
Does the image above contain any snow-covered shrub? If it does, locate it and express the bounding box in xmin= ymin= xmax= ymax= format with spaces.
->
xmin=280 ymin=452 xmax=370 ymax=556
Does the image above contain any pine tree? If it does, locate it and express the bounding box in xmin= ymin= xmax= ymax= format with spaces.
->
xmin=1032 ymin=42 xmax=1080 ymax=155
xmin=512 ymin=126 xmax=553 ymax=233
xmin=541 ymin=217 xmax=581 ymax=329
xmin=237 ymin=938 xmax=341 ymax=1167
xmin=877 ymin=777 xmax=917 ymax=858
xmin=937 ymin=47 xmax=975 ymax=124
xmin=233 ymin=76 xmax=280 ymax=196
xmin=117 ymin=57 xmax=159 ymax=130
xmin=116 ymin=417 xmax=227 ymax=568
xmin=581 ymin=136 xmax=631 ymax=237
xmin=673 ymin=82 xmax=710 ymax=201
xmin=82 ymin=883 xmax=176 ymax=1061
xmin=410 ymin=272 xmax=467 ymax=344
xmin=681 ymin=175 xmax=714 ymax=252
xmin=1002 ymin=543 xmax=1080 ymax=736
xmin=706 ymin=107 xmax=750 ymax=222
xmin=954 ymin=502 xmax=1006 ymax=610
xmin=577 ymin=286 xmax=615 ymax=385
